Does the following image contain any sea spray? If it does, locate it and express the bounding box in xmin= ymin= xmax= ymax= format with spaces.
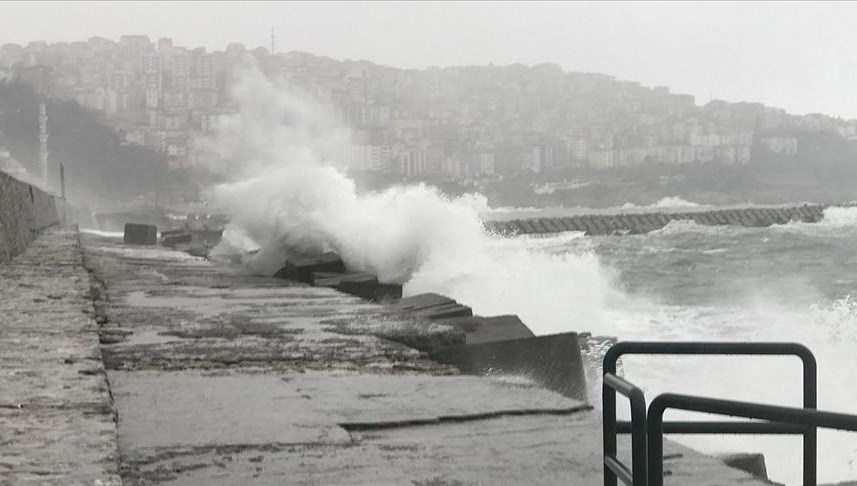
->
xmin=201 ymin=65 xmax=623 ymax=333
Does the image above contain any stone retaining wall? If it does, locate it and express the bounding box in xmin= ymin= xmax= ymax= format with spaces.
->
xmin=0 ymin=171 xmax=59 ymax=262
xmin=485 ymin=204 xmax=827 ymax=236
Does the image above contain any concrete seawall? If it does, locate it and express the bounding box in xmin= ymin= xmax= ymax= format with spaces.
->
xmin=0 ymin=171 xmax=59 ymax=262
xmin=484 ymin=204 xmax=828 ymax=236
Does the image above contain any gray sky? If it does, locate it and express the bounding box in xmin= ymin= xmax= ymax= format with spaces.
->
xmin=2 ymin=1 xmax=857 ymax=119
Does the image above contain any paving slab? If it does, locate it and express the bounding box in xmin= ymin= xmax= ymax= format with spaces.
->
xmin=120 ymin=411 xmax=773 ymax=486
xmin=110 ymin=370 xmax=586 ymax=451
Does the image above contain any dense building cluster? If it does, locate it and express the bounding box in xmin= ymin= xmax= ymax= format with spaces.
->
xmin=2 ymin=35 xmax=857 ymax=180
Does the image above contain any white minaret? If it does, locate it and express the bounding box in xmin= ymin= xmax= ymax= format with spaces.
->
xmin=39 ymin=103 xmax=49 ymax=188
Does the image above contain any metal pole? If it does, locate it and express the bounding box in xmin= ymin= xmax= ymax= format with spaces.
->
xmin=603 ymin=356 xmax=618 ymax=486
xmin=60 ymin=163 xmax=66 ymax=228
xmin=803 ymin=350 xmax=818 ymax=486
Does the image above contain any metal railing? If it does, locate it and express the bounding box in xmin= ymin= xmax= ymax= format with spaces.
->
xmin=647 ymin=394 xmax=857 ymax=486
xmin=602 ymin=341 xmax=818 ymax=486
xmin=603 ymin=373 xmax=647 ymax=485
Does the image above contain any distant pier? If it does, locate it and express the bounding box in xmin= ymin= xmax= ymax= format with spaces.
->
xmin=484 ymin=204 xmax=829 ymax=236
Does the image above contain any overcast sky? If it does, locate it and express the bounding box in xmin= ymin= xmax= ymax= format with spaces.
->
xmin=2 ymin=1 xmax=856 ymax=119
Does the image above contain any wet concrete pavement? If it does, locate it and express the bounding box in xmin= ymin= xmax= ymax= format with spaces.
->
xmin=0 ymin=229 xmax=778 ymax=485
xmin=0 ymin=231 xmax=120 ymax=485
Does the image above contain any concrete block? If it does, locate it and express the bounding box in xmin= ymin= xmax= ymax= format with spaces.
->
xmin=642 ymin=214 xmax=662 ymax=231
xmin=273 ymin=252 xmax=346 ymax=284
xmin=775 ymin=208 xmax=791 ymax=224
xmin=312 ymin=271 xmax=376 ymax=287
xmin=193 ymin=228 xmax=224 ymax=242
xmin=759 ymin=208 xmax=778 ymax=224
xmin=439 ymin=315 xmax=535 ymax=344
xmin=518 ymin=220 xmax=536 ymax=234
xmin=566 ymin=216 xmax=585 ymax=232
xmin=694 ymin=213 xmax=714 ymax=226
xmin=160 ymin=228 xmax=187 ymax=238
xmin=529 ymin=219 xmax=548 ymax=234
xmin=556 ymin=218 xmax=573 ymax=231
xmin=123 ymin=223 xmax=158 ymax=245
xmin=604 ymin=217 xmax=623 ymax=233
xmin=783 ymin=208 xmax=800 ymax=222
xmin=387 ymin=293 xmax=457 ymax=312
xmin=806 ymin=206 xmax=825 ymax=222
xmin=579 ymin=216 xmax=597 ymax=236
xmin=592 ymin=217 xmax=611 ymax=235
xmin=339 ymin=280 xmax=403 ymax=303
xmin=793 ymin=206 xmax=810 ymax=222
xmin=719 ymin=453 xmax=768 ymax=480
xmin=617 ymin=215 xmax=638 ymax=234
xmin=430 ymin=332 xmax=587 ymax=400
xmin=314 ymin=271 xmax=403 ymax=302
xmin=723 ymin=211 xmax=741 ymax=225
xmin=655 ymin=213 xmax=672 ymax=226
xmin=540 ymin=218 xmax=560 ymax=233
xmin=162 ymin=233 xmax=192 ymax=248
xmin=739 ymin=211 xmax=761 ymax=227
xmin=413 ymin=302 xmax=473 ymax=320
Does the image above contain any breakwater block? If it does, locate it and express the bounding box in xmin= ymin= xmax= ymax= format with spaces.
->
xmin=123 ymin=223 xmax=158 ymax=245
xmin=430 ymin=332 xmax=587 ymax=400
xmin=719 ymin=453 xmax=768 ymax=480
xmin=385 ymin=293 xmax=472 ymax=319
xmin=413 ymin=302 xmax=473 ymax=320
xmin=310 ymin=271 xmax=366 ymax=286
xmin=315 ymin=272 xmax=403 ymax=303
xmin=162 ymin=233 xmax=192 ymax=248
xmin=387 ymin=293 xmax=457 ymax=312
xmin=160 ymin=228 xmax=186 ymax=238
xmin=340 ymin=280 xmax=403 ymax=302
xmin=439 ymin=315 xmax=534 ymax=344
xmin=273 ymin=252 xmax=346 ymax=283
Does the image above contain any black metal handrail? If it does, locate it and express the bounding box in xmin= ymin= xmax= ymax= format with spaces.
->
xmin=647 ymin=393 xmax=857 ymax=486
xmin=602 ymin=373 xmax=647 ymax=485
xmin=602 ymin=341 xmax=817 ymax=486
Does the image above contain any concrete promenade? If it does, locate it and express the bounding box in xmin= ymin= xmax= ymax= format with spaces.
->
xmin=0 ymin=229 xmax=776 ymax=485
xmin=0 ymin=231 xmax=120 ymax=485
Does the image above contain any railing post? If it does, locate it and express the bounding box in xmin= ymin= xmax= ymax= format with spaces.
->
xmin=629 ymin=386 xmax=648 ymax=485
xmin=802 ymin=348 xmax=818 ymax=486
xmin=603 ymin=349 xmax=619 ymax=486
xmin=646 ymin=398 xmax=666 ymax=486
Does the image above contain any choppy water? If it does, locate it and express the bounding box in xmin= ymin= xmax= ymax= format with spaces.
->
xmin=438 ymin=206 xmax=857 ymax=485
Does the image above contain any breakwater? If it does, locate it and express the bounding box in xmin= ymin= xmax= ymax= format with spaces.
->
xmin=0 ymin=171 xmax=59 ymax=262
xmin=484 ymin=204 xmax=827 ymax=236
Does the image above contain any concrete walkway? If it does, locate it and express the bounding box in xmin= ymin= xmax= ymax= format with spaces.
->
xmin=79 ymin=230 xmax=778 ymax=486
xmin=0 ymin=229 xmax=778 ymax=485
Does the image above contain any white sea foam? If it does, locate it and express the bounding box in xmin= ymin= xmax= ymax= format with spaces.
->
xmin=199 ymin=67 xmax=621 ymax=333
xmin=621 ymin=196 xmax=707 ymax=209
xmin=822 ymin=206 xmax=857 ymax=227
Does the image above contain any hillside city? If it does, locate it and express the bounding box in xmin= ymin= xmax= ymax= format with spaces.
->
xmin=3 ymin=34 xmax=857 ymax=211
xmin=4 ymin=35 xmax=857 ymax=180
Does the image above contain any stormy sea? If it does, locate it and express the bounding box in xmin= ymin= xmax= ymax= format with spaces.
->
xmin=206 ymin=69 xmax=857 ymax=485
xmin=479 ymin=201 xmax=857 ymax=485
